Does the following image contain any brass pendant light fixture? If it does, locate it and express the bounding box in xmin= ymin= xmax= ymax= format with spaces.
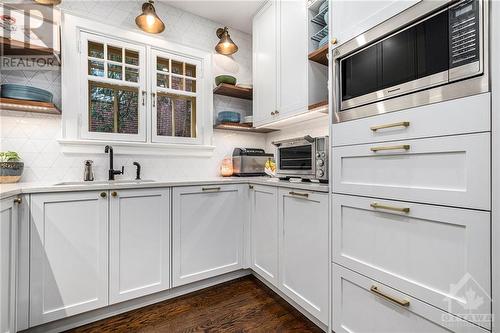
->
xmin=135 ymin=0 xmax=165 ymax=34
xmin=215 ymin=27 xmax=238 ymax=55
xmin=33 ymin=0 xmax=61 ymax=5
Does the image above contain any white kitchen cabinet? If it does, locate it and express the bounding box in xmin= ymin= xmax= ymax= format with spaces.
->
xmin=109 ymin=188 xmax=170 ymax=304
xmin=253 ymin=0 xmax=277 ymax=126
xmin=30 ymin=191 xmax=108 ymax=326
xmin=333 ymin=132 xmax=491 ymax=210
xmin=333 ymin=264 xmax=488 ymax=333
xmin=0 ymin=197 xmax=19 ymax=333
xmin=279 ymin=189 xmax=328 ymax=324
xmin=250 ymin=185 xmax=279 ymax=285
xmin=277 ymin=0 xmax=308 ymax=117
xmin=172 ymin=185 xmax=244 ymax=286
xmin=330 ymin=0 xmax=420 ymax=47
xmin=333 ymin=194 xmax=491 ymax=329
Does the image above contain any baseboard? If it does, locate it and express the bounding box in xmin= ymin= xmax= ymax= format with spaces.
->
xmin=251 ymin=272 xmax=328 ymax=332
xmin=23 ymin=269 xmax=251 ymax=333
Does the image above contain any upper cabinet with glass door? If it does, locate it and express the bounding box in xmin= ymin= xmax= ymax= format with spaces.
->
xmin=82 ymin=33 xmax=147 ymax=142
xmin=151 ymin=50 xmax=202 ymax=144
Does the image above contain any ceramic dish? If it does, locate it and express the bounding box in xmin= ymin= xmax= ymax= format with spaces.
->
xmin=217 ymin=111 xmax=241 ymax=123
xmin=215 ymin=75 xmax=237 ymax=86
xmin=1 ymin=84 xmax=53 ymax=102
xmin=318 ymin=1 xmax=328 ymax=15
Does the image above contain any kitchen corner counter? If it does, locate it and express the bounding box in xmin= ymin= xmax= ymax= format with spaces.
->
xmin=0 ymin=177 xmax=329 ymax=200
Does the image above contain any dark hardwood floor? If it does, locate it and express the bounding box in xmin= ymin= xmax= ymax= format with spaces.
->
xmin=67 ymin=276 xmax=323 ymax=333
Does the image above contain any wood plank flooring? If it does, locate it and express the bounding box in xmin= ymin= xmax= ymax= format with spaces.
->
xmin=67 ymin=276 xmax=324 ymax=333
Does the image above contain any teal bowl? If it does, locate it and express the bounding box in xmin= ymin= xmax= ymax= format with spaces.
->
xmin=1 ymin=84 xmax=53 ymax=103
xmin=215 ymin=75 xmax=237 ymax=86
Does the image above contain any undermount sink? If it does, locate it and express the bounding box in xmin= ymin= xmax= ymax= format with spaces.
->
xmin=54 ymin=179 xmax=155 ymax=186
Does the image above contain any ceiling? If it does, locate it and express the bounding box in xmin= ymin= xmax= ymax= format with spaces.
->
xmin=162 ymin=0 xmax=265 ymax=34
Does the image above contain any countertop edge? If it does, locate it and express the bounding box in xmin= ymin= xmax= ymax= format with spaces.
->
xmin=0 ymin=178 xmax=329 ymax=200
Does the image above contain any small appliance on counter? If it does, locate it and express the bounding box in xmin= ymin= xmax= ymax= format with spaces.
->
xmin=232 ymin=148 xmax=274 ymax=176
xmin=273 ymin=135 xmax=328 ymax=183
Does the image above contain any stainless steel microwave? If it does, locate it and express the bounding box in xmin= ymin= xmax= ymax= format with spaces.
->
xmin=272 ymin=136 xmax=328 ymax=182
xmin=332 ymin=0 xmax=490 ymax=123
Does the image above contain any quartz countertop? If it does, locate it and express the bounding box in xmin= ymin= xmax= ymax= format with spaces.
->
xmin=0 ymin=177 xmax=329 ymax=199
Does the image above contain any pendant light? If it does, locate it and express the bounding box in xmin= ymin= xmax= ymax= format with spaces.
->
xmin=33 ymin=0 xmax=61 ymax=5
xmin=135 ymin=0 xmax=165 ymax=34
xmin=215 ymin=27 xmax=238 ymax=55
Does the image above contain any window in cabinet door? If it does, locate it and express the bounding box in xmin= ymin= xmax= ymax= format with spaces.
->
xmin=152 ymin=51 xmax=202 ymax=144
xmin=81 ymin=33 xmax=146 ymax=142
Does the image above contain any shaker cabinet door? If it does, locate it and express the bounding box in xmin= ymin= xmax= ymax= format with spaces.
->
xmin=30 ymin=192 xmax=108 ymax=326
xmin=109 ymin=188 xmax=170 ymax=304
xmin=172 ymin=185 xmax=244 ymax=286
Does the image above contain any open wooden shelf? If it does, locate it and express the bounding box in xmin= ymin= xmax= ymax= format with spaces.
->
xmin=308 ymin=44 xmax=328 ymax=66
xmin=213 ymin=83 xmax=253 ymax=100
xmin=0 ymin=97 xmax=61 ymax=115
xmin=214 ymin=122 xmax=278 ymax=134
xmin=308 ymin=100 xmax=328 ymax=112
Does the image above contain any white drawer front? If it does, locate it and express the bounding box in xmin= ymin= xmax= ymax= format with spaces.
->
xmin=333 ymin=93 xmax=490 ymax=147
xmin=333 ymin=194 xmax=491 ymax=329
xmin=333 ymin=264 xmax=489 ymax=333
xmin=333 ymin=132 xmax=490 ymax=210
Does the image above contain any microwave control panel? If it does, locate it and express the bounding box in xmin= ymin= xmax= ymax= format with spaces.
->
xmin=449 ymin=0 xmax=480 ymax=68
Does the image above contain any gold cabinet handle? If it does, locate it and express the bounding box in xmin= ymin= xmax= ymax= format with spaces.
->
xmin=271 ymin=111 xmax=275 ymax=116
xmin=249 ymin=185 xmax=254 ymax=189
xmin=370 ymin=121 xmax=410 ymax=132
xmin=111 ymin=191 xmax=118 ymax=197
xmin=289 ymin=191 xmax=309 ymax=198
xmin=371 ymin=202 xmax=410 ymax=213
xmin=331 ymin=38 xmax=337 ymax=45
xmin=100 ymin=192 xmax=107 ymax=198
xmin=202 ymin=187 xmax=221 ymax=192
xmin=13 ymin=197 xmax=22 ymax=204
xmin=370 ymin=285 xmax=410 ymax=307
xmin=370 ymin=144 xmax=410 ymax=152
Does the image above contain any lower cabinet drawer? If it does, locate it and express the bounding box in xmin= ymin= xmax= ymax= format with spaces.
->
xmin=333 ymin=264 xmax=489 ymax=333
xmin=333 ymin=194 xmax=491 ymax=330
xmin=332 ymin=132 xmax=490 ymax=210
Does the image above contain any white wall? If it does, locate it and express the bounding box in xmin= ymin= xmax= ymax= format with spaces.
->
xmin=0 ymin=1 xmax=264 ymax=182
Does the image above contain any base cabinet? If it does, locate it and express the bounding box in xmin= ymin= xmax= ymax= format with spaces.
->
xmin=109 ymin=188 xmax=170 ymax=304
xmin=333 ymin=264 xmax=488 ymax=333
xmin=279 ymin=189 xmax=328 ymax=324
xmin=172 ymin=185 xmax=244 ymax=286
xmin=0 ymin=197 xmax=18 ymax=333
xmin=30 ymin=192 xmax=109 ymax=326
xmin=250 ymin=185 xmax=279 ymax=285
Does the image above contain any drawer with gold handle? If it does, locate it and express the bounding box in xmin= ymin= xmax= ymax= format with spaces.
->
xmin=370 ymin=144 xmax=410 ymax=152
xmin=370 ymin=202 xmax=410 ymax=213
xmin=370 ymin=285 xmax=410 ymax=307
xmin=370 ymin=121 xmax=410 ymax=132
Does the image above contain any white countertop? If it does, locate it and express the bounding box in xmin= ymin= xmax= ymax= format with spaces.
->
xmin=0 ymin=177 xmax=329 ymax=199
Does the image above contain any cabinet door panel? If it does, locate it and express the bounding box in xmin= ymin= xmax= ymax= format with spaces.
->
xmin=333 ymin=133 xmax=490 ymax=210
xmin=30 ymin=192 xmax=108 ymax=326
xmin=173 ymin=185 xmax=244 ymax=286
xmin=279 ymin=189 xmax=328 ymax=324
xmin=250 ymin=185 xmax=278 ymax=285
xmin=333 ymin=264 xmax=488 ymax=333
xmin=333 ymin=194 xmax=491 ymax=329
xmin=253 ymin=1 xmax=277 ymax=126
xmin=109 ymin=188 xmax=170 ymax=304
xmin=278 ymin=0 xmax=307 ymax=115
xmin=0 ymin=198 xmax=17 ymax=333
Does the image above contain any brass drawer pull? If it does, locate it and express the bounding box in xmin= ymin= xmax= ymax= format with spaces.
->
xmin=111 ymin=191 xmax=118 ymax=197
xmin=289 ymin=191 xmax=309 ymax=198
xmin=370 ymin=121 xmax=410 ymax=132
xmin=370 ymin=285 xmax=410 ymax=307
xmin=370 ymin=144 xmax=410 ymax=152
xmin=202 ymin=187 xmax=221 ymax=192
xmin=331 ymin=38 xmax=337 ymax=45
xmin=100 ymin=192 xmax=107 ymax=198
xmin=13 ymin=197 xmax=22 ymax=204
xmin=371 ymin=202 xmax=410 ymax=213
xmin=249 ymin=185 xmax=254 ymax=189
